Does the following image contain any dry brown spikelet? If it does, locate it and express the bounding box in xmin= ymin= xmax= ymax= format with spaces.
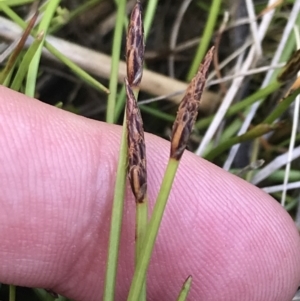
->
xmin=126 ymin=1 xmax=144 ymax=87
xmin=125 ymin=78 xmax=147 ymax=203
xmin=170 ymin=47 xmax=215 ymax=160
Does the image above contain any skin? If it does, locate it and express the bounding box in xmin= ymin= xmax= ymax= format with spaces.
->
xmin=0 ymin=86 xmax=299 ymax=301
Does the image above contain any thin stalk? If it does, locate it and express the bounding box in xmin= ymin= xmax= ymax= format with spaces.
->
xmin=0 ymin=10 xmax=38 ymax=84
xmin=127 ymin=158 xmax=180 ymax=301
xmin=229 ymin=169 xmax=300 ymax=182
xmin=140 ymin=105 xmax=175 ymax=122
xmin=135 ymin=197 xmax=148 ymax=301
xmin=26 ymin=0 xmax=61 ymax=97
xmin=11 ymin=31 xmax=44 ymax=91
xmin=106 ymin=0 xmax=126 ymax=123
xmin=9 ymin=285 xmax=16 ymax=301
xmin=114 ymin=86 xmax=126 ymax=122
xmin=2 ymin=68 xmax=14 ymax=87
xmin=143 ymin=0 xmax=158 ymax=39
xmin=103 ymin=115 xmax=128 ymax=301
xmin=186 ymin=0 xmax=222 ymax=81
xmin=263 ymin=87 xmax=300 ymax=124
xmin=245 ymin=138 xmax=260 ymax=182
xmin=176 ymin=276 xmax=192 ymax=301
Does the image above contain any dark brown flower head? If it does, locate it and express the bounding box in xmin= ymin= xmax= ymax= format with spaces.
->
xmin=170 ymin=47 xmax=214 ymax=160
xmin=126 ymin=1 xmax=144 ymax=87
xmin=125 ymin=78 xmax=147 ymax=203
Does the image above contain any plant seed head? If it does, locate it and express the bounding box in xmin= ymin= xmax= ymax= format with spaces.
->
xmin=170 ymin=47 xmax=214 ymax=160
xmin=126 ymin=1 xmax=145 ymax=87
xmin=125 ymin=78 xmax=147 ymax=203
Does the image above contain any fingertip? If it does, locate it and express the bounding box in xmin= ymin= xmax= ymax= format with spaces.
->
xmin=139 ymin=147 xmax=300 ymax=300
xmin=0 ymin=86 xmax=299 ymax=301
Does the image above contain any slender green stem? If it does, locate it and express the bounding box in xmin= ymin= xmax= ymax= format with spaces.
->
xmin=106 ymin=0 xmax=126 ymax=123
xmin=26 ymin=0 xmax=61 ymax=97
xmin=176 ymin=276 xmax=192 ymax=301
xmin=103 ymin=115 xmax=128 ymax=301
xmin=114 ymin=86 xmax=126 ymax=122
xmin=186 ymin=0 xmax=222 ymax=81
xmin=9 ymin=285 xmax=16 ymax=301
xmin=11 ymin=32 xmax=44 ymax=91
xmin=140 ymin=105 xmax=175 ymax=122
xmin=229 ymin=169 xmax=300 ymax=182
xmin=263 ymin=88 xmax=300 ymax=124
xmin=135 ymin=199 xmax=148 ymax=301
xmin=245 ymin=138 xmax=260 ymax=182
xmin=0 ymin=5 xmax=37 ymax=84
xmin=143 ymin=0 xmax=158 ymax=39
xmin=127 ymin=158 xmax=180 ymax=301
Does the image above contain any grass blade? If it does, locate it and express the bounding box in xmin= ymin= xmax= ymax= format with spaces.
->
xmin=106 ymin=0 xmax=126 ymax=123
xmin=0 ymin=9 xmax=38 ymax=84
xmin=26 ymin=0 xmax=61 ymax=97
xmin=176 ymin=276 xmax=192 ymax=301
xmin=11 ymin=31 xmax=44 ymax=91
xmin=186 ymin=0 xmax=221 ymax=81
xmin=103 ymin=115 xmax=128 ymax=301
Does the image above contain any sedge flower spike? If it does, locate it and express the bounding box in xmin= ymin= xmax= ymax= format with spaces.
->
xmin=125 ymin=78 xmax=147 ymax=203
xmin=170 ymin=47 xmax=215 ymax=160
xmin=126 ymin=0 xmax=145 ymax=87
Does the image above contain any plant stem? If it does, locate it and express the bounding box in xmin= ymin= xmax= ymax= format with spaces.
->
xmin=11 ymin=32 xmax=44 ymax=91
xmin=135 ymin=198 xmax=148 ymax=301
xmin=9 ymin=285 xmax=16 ymax=301
xmin=103 ymin=115 xmax=128 ymax=301
xmin=127 ymin=158 xmax=179 ymax=301
xmin=26 ymin=0 xmax=61 ymax=97
xmin=106 ymin=0 xmax=126 ymax=123
xmin=186 ymin=0 xmax=221 ymax=81
xmin=176 ymin=276 xmax=192 ymax=301
xmin=143 ymin=0 xmax=158 ymax=39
